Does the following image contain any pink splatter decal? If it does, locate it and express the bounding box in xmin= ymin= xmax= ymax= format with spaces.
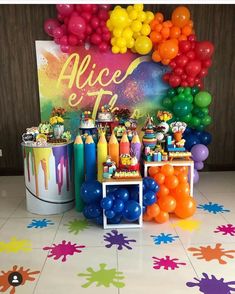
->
xmin=152 ymin=256 xmax=186 ymax=270
xmin=43 ymin=240 xmax=85 ymax=262
xmin=214 ymin=224 xmax=235 ymax=236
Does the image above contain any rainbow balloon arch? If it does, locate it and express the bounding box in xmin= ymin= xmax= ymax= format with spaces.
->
xmin=43 ymin=4 xmax=214 ymax=226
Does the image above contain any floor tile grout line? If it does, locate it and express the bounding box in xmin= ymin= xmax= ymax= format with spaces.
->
xmin=32 ymin=250 xmax=49 ymax=294
xmin=172 ymin=225 xmax=199 ymax=278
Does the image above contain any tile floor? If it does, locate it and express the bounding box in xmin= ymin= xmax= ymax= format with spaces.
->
xmin=0 ymin=172 xmax=235 ymax=294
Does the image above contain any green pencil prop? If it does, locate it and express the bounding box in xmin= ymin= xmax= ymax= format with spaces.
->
xmin=74 ymin=134 xmax=84 ymax=212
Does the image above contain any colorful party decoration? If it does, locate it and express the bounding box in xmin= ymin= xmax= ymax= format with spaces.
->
xmin=152 ymin=256 xmax=186 ymax=270
xmin=97 ymin=132 xmax=108 ymax=182
xmin=64 ymin=219 xmax=90 ymax=234
xmin=214 ymin=224 xmax=235 ymax=236
xmin=172 ymin=219 xmax=201 ymax=232
xmin=103 ymin=229 xmax=136 ymax=250
xmin=0 ymin=237 xmax=32 ymax=253
xmin=197 ymin=202 xmax=230 ymax=214
xmin=108 ymin=132 xmax=119 ymax=166
xmin=84 ymin=135 xmax=96 ymax=181
xmin=27 ymin=219 xmax=54 ymax=229
xmin=151 ymin=233 xmax=179 ymax=245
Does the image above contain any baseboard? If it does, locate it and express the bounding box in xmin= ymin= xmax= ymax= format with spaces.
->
xmin=0 ymin=168 xmax=24 ymax=176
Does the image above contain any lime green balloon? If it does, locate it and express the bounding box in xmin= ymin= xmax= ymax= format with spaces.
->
xmin=190 ymin=116 xmax=201 ymax=127
xmin=167 ymin=88 xmax=176 ymax=98
xmin=201 ymin=115 xmax=212 ymax=126
xmin=173 ymin=101 xmax=193 ymax=117
xmin=162 ymin=97 xmax=173 ymax=109
xmin=181 ymin=113 xmax=192 ymax=123
xmin=194 ymin=91 xmax=212 ymax=107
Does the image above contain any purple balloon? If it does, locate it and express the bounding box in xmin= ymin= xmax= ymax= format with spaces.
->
xmin=194 ymin=161 xmax=204 ymax=170
xmin=193 ymin=169 xmax=199 ymax=184
xmin=191 ymin=144 xmax=209 ymax=162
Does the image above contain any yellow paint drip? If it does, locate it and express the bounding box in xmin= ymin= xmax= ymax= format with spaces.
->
xmin=172 ymin=219 xmax=201 ymax=232
xmin=0 ymin=237 xmax=32 ymax=253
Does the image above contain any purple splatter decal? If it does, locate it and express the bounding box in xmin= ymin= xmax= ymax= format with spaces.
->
xmin=152 ymin=256 xmax=186 ymax=270
xmin=103 ymin=230 xmax=136 ymax=250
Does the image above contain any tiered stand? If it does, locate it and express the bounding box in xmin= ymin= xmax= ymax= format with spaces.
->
xmin=102 ymin=177 xmax=143 ymax=229
xmin=144 ymin=159 xmax=194 ymax=196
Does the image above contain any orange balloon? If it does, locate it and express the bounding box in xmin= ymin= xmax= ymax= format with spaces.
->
xmin=174 ymin=196 xmax=196 ymax=219
xmin=182 ymin=25 xmax=192 ymax=36
xmin=152 ymin=51 xmax=161 ymax=62
xmin=154 ymin=210 xmax=169 ymax=223
xmin=159 ymin=40 xmax=179 ymax=60
xmin=174 ymin=182 xmax=190 ymax=199
xmin=155 ymin=23 xmax=163 ymax=32
xmin=147 ymin=203 xmax=160 ymax=218
xmin=175 ymin=166 xmax=188 ymax=175
xmin=154 ymin=172 xmax=165 ymax=184
xmin=161 ymin=27 xmax=170 ymax=39
xmin=178 ymin=34 xmax=187 ymax=41
xmin=177 ymin=173 xmax=188 ymax=183
xmin=158 ymin=195 xmax=176 ymax=213
xmin=155 ymin=12 xmax=164 ymax=23
xmin=171 ymin=6 xmax=190 ymax=28
xmin=150 ymin=31 xmax=162 ymax=43
xmin=163 ymin=20 xmax=173 ymax=28
xmin=161 ymin=164 xmax=174 ymax=176
xmin=143 ymin=212 xmax=153 ymax=222
xmin=165 ymin=175 xmax=179 ymax=189
xmin=148 ymin=166 xmax=159 ymax=177
xmin=161 ymin=58 xmax=170 ymax=65
xmin=157 ymin=184 xmax=169 ymax=198
xmin=170 ymin=26 xmax=181 ymax=39
xmin=150 ymin=19 xmax=158 ymax=30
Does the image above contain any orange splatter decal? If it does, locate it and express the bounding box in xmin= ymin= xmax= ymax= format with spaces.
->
xmin=188 ymin=243 xmax=235 ymax=264
xmin=0 ymin=265 xmax=40 ymax=294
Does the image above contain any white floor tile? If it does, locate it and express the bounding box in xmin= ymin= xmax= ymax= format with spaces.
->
xmin=0 ymin=176 xmax=25 ymax=198
xmin=0 ymin=197 xmax=23 ymax=218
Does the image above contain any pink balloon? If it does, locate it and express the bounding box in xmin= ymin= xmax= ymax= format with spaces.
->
xmin=98 ymin=10 xmax=109 ymax=21
xmin=99 ymin=42 xmax=109 ymax=52
xmin=102 ymin=32 xmax=111 ymax=42
xmin=90 ymin=33 xmax=102 ymax=45
xmin=91 ymin=17 xmax=99 ymax=29
xmin=81 ymin=12 xmax=92 ymax=22
xmin=80 ymin=4 xmax=93 ymax=12
xmin=56 ymin=4 xmax=74 ymax=16
xmin=68 ymin=34 xmax=79 ymax=46
xmin=44 ymin=19 xmax=60 ymax=37
xmin=59 ymin=35 xmax=68 ymax=46
xmin=99 ymin=4 xmax=111 ymax=11
xmin=60 ymin=44 xmax=71 ymax=53
xmin=86 ymin=25 xmax=93 ymax=35
xmin=185 ymin=60 xmax=202 ymax=77
xmin=68 ymin=16 xmax=86 ymax=36
xmin=57 ymin=13 xmax=64 ymax=22
xmin=53 ymin=27 xmax=64 ymax=39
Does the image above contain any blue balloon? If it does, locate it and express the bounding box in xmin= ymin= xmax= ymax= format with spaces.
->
xmin=108 ymin=214 xmax=122 ymax=224
xmin=106 ymin=193 xmax=116 ymax=201
xmin=129 ymin=186 xmax=139 ymax=201
xmin=105 ymin=209 xmax=115 ymax=219
xmin=143 ymin=177 xmax=158 ymax=192
xmin=113 ymin=199 xmax=124 ymax=213
xmin=142 ymin=205 xmax=146 ymax=214
xmin=94 ymin=215 xmax=103 ymax=225
xmin=100 ymin=197 xmax=113 ymax=210
xmin=106 ymin=186 xmax=118 ymax=194
xmin=184 ymin=127 xmax=192 ymax=136
xmin=184 ymin=134 xmax=201 ymax=151
xmin=199 ymin=131 xmax=212 ymax=145
xmin=115 ymin=188 xmax=129 ymax=202
xmin=81 ymin=180 xmax=102 ymax=204
xmin=143 ymin=191 xmax=156 ymax=206
xmin=83 ymin=203 xmax=102 ymax=219
xmin=123 ymin=200 xmax=141 ymax=222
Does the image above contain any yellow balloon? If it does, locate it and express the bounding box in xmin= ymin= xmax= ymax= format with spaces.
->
xmin=131 ymin=20 xmax=142 ymax=32
xmin=113 ymin=28 xmax=122 ymax=37
xmin=116 ymin=37 xmax=126 ymax=48
xmin=122 ymin=27 xmax=133 ymax=40
xmin=134 ymin=36 xmax=152 ymax=55
xmin=120 ymin=47 xmax=127 ymax=54
xmin=127 ymin=5 xmax=133 ymax=13
xmin=129 ymin=9 xmax=138 ymax=20
xmin=126 ymin=38 xmax=135 ymax=48
xmin=141 ymin=23 xmax=151 ymax=36
xmin=112 ymin=46 xmax=120 ymax=54
xmin=137 ymin=11 xmax=146 ymax=22
xmin=106 ymin=19 xmax=113 ymax=30
xmin=134 ymin=4 xmax=144 ymax=11
xmin=145 ymin=11 xmax=154 ymax=23
xmin=110 ymin=8 xmax=129 ymax=28
xmin=111 ymin=37 xmax=116 ymax=46
xmin=133 ymin=31 xmax=141 ymax=39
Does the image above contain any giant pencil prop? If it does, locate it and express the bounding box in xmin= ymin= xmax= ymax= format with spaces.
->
xmin=97 ymin=132 xmax=107 ymax=182
xmin=108 ymin=131 xmax=119 ymax=166
xmin=74 ymin=134 xmax=84 ymax=212
xmin=85 ymin=135 xmax=96 ymax=181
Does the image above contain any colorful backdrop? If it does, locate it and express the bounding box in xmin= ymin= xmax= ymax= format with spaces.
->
xmin=36 ymin=41 xmax=169 ymax=137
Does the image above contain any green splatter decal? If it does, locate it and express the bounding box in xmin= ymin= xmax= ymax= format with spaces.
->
xmin=78 ymin=263 xmax=125 ymax=288
xmin=65 ymin=219 xmax=90 ymax=235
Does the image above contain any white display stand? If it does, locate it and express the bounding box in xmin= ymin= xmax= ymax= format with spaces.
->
xmin=144 ymin=160 xmax=194 ymax=196
xmin=102 ymin=178 xmax=143 ymax=229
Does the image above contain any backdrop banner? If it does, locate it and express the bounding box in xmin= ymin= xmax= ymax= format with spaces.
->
xmin=36 ymin=41 xmax=169 ymax=137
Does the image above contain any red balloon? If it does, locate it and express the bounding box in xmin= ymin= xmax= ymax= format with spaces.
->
xmin=203 ymin=59 xmax=212 ymax=68
xmin=99 ymin=4 xmax=112 ymax=10
xmin=186 ymin=50 xmax=195 ymax=60
xmin=81 ymin=12 xmax=92 ymax=22
xmin=68 ymin=16 xmax=86 ymax=36
xmin=181 ymin=74 xmax=187 ymax=81
xmin=188 ymin=34 xmax=196 ymax=42
xmin=185 ymin=60 xmax=202 ymax=77
xmin=91 ymin=17 xmax=99 ymax=29
xmin=44 ymin=19 xmax=60 ymax=37
xmin=86 ymin=25 xmax=93 ymax=35
xmin=53 ymin=27 xmax=64 ymax=39
xmin=169 ymin=61 xmax=177 ymax=68
xmin=71 ymin=11 xmax=79 ymax=17
xmin=90 ymin=33 xmax=102 ymax=45
xmin=174 ymin=67 xmax=184 ymax=76
xmin=179 ymin=40 xmax=191 ymax=53
xmin=99 ymin=42 xmax=109 ymax=52
xmin=80 ymin=4 xmax=93 ymax=12
xmin=68 ymin=34 xmax=79 ymax=46
xmin=198 ymin=67 xmax=208 ymax=78
xmin=169 ymin=75 xmax=181 ymax=88
xmin=175 ymin=55 xmax=189 ymax=68
xmin=195 ymin=41 xmax=214 ymax=61
xmin=98 ymin=10 xmax=109 ymax=21
xmin=102 ymin=26 xmax=110 ymax=34
xmin=163 ymin=73 xmax=170 ymax=82
xmin=181 ymin=81 xmax=188 ymax=87
xmin=102 ymin=32 xmax=111 ymax=42
xmin=56 ymin=4 xmax=74 ymax=16
xmin=57 ymin=13 xmax=64 ymax=22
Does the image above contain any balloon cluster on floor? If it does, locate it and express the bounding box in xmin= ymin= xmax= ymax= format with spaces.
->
xmin=143 ymin=166 xmax=196 ymax=223
xmin=44 ymin=4 xmax=112 ymax=53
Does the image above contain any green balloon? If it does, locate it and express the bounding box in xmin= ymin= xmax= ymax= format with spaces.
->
xmin=201 ymin=115 xmax=212 ymax=126
xmin=184 ymin=87 xmax=192 ymax=96
xmin=191 ymin=86 xmax=200 ymax=96
xmin=178 ymin=93 xmax=186 ymax=101
xmin=177 ymin=87 xmax=184 ymax=94
xmin=196 ymin=124 xmax=205 ymax=131
xmin=162 ymin=97 xmax=173 ymax=109
xmin=192 ymin=106 xmax=201 ymax=116
xmin=190 ymin=116 xmax=201 ymax=127
xmin=201 ymin=107 xmax=209 ymax=115
xmin=173 ymin=101 xmax=193 ymax=117
xmin=167 ymin=88 xmax=176 ymax=98
xmin=181 ymin=113 xmax=192 ymax=123
xmin=194 ymin=91 xmax=212 ymax=107
xmin=185 ymin=94 xmax=193 ymax=103
xmin=172 ymin=96 xmax=179 ymax=104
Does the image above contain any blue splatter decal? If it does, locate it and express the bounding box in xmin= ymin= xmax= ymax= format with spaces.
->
xmin=27 ymin=219 xmax=54 ymax=229
xmin=151 ymin=233 xmax=179 ymax=245
xmin=197 ymin=202 xmax=230 ymax=214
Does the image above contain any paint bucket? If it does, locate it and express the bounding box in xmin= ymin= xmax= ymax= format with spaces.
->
xmin=22 ymin=142 xmax=74 ymax=215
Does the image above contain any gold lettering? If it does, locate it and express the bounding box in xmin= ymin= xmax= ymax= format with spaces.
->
xmin=57 ymin=53 xmax=79 ymax=89
xmin=68 ymin=93 xmax=83 ymax=108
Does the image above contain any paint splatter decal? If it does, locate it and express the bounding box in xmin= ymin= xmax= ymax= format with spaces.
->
xmin=103 ymin=230 xmax=136 ymax=250
xmin=64 ymin=219 xmax=90 ymax=235
xmin=197 ymin=202 xmax=230 ymax=214
xmin=214 ymin=224 xmax=235 ymax=236
xmin=151 ymin=233 xmax=179 ymax=245
xmin=27 ymin=219 xmax=54 ymax=229
xmin=0 ymin=237 xmax=32 ymax=253
xmin=152 ymin=256 xmax=186 ymax=270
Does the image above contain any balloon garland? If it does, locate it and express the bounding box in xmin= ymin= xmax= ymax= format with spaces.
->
xmin=44 ymin=4 xmax=214 ymax=185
